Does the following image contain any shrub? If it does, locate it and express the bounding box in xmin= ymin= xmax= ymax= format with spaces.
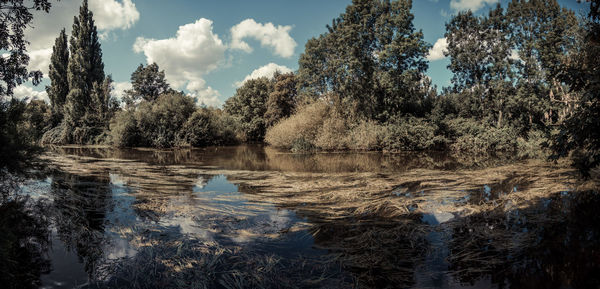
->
xmin=314 ymin=115 xmax=348 ymax=150
xmin=134 ymin=92 xmax=195 ymax=148
xmin=265 ymin=101 xmax=329 ymax=150
xmin=446 ymin=118 xmax=519 ymax=154
xmin=346 ymin=120 xmax=384 ymax=151
xmin=380 ymin=118 xmax=443 ymax=151
xmin=109 ymin=110 xmax=140 ymax=147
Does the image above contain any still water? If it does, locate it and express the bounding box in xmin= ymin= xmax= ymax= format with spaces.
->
xmin=2 ymin=145 xmax=599 ymax=289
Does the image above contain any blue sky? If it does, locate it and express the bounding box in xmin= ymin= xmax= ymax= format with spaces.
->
xmin=18 ymin=0 xmax=589 ymax=106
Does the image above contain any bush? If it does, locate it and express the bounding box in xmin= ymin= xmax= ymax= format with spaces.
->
xmin=109 ymin=95 xmax=242 ymax=148
xmin=109 ymin=110 xmax=140 ymax=147
xmin=265 ymin=101 xmax=329 ymax=149
xmin=346 ymin=120 xmax=384 ymax=151
xmin=177 ymin=109 xmax=241 ymax=147
xmin=380 ymin=118 xmax=444 ymax=151
xmin=134 ymin=92 xmax=195 ymax=148
xmin=314 ymin=115 xmax=348 ymax=150
xmin=445 ymin=118 xmax=519 ymax=154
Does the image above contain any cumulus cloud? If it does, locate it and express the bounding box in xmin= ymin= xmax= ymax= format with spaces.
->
xmin=112 ymin=82 xmax=133 ymax=101
xmin=427 ymin=38 xmax=448 ymax=61
xmin=89 ymin=0 xmax=139 ymax=31
xmin=230 ymin=19 xmax=297 ymax=58
xmin=26 ymin=0 xmax=140 ymax=51
xmin=133 ymin=19 xmax=226 ymax=106
xmin=450 ymin=0 xmax=499 ymax=12
xmin=234 ymin=63 xmax=292 ymax=87
xmin=12 ymin=86 xmax=49 ymax=103
xmin=27 ymin=48 xmax=53 ymax=76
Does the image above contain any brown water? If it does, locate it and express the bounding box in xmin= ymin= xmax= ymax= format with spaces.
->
xmin=2 ymin=145 xmax=599 ymax=289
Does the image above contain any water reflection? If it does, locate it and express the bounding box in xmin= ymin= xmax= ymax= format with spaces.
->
xmin=0 ymin=147 xmax=597 ymax=288
xmin=49 ymin=145 xmax=514 ymax=173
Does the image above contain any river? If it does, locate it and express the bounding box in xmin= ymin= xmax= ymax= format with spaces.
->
xmin=2 ymin=145 xmax=599 ymax=289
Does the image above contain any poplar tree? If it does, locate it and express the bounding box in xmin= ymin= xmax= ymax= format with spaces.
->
xmin=64 ymin=0 xmax=105 ymax=129
xmin=46 ymin=29 xmax=69 ymax=121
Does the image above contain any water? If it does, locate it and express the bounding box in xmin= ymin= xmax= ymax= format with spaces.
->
xmin=2 ymin=145 xmax=599 ymax=289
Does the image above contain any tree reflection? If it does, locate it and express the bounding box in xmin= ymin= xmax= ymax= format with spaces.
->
xmin=50 ymin=171 xmax=112 ymax=277
xmin=0 ymin=198 xmax=51 ymax=289
xmin=447 ymin=191 xmax=600 ymax=289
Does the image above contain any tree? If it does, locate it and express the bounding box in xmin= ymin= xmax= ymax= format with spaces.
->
xmin=297 ymin=0 xmax=430 ymax=121
xmin=65 ymin=0 xmax=105 ymax=130
xmin=125 ymin=63 xmax=171 ymax=104
xmin=224 ymin=77 xmax=273 ymax=142
xmin=552 ymin=0 xmax=600 ymax=176
xmin=46 ymin=28 xmax=69 ymax=123
xmin=1 ymin=0 xmax=55 ymax=171
xmin=0 ymin=0 xmax=53 ymax=97
xmin=445 ymin=5 xmax=514 ymax=125
xmin=264 ymin=72 xmax=297 ymax=127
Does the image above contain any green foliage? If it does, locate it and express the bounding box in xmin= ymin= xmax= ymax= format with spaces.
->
xmin=64 ymin=0 xmax=106 ymax=142
xmin=46 ymin=29 xmax=69 ymax=124
xmin=552 ymin=0 xmax=600 ymax=176
xmin=109 ymin=110 xmax=140 ymax=148
xmin=125 ymin=63 xmax=171 ymax=104
xmin=177 ymin=109 xmax=240 ymax=147
xmin=21 ymin=100 xmax=51 ymax=143
xmin=0 ymin=100 xmax=41 ymax=171
xmin=224 ymin=77 xmax=273 ymax=142
xmin=297 ymin=0 xmax=431 ymax=121
xmin=264 ymin=72 xmax=297 ymax=127
xmin=110 ymin=93 xmax=241 ymax=148
xmin=134 ymin=93 xmax=195 ymax=148
xmin=380 ymin=118 xmax=444 ymax=152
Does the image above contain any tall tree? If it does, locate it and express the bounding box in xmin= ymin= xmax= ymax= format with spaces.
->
xmin=46 ymin=29 xmax=69 ymax=122
xmin=297 ymin=0 xmax=430 ymax=121
xmin=65 ymin=0 xmax=105 ymax=129
xmin=264 ymin=72 xmax=297 ymax=127
xmin=125 ymin=63 xmax=171 ymax=103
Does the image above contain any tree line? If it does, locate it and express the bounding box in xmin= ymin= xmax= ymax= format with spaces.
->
xmin=1 ymin=0 xmax=599 ymax=176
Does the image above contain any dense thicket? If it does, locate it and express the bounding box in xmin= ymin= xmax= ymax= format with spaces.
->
xmin=266 ymin=0 xmax=583 ymax=163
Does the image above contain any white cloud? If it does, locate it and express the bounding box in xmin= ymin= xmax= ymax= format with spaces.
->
xmin=427 ymin=38 xmax=448 ymax=61
xmin=450 ymin=0 xmax=499 ymax=12
xmin=188 ymin=87 xmax=222 ymax=108
xmin=27 ymin=48 xmax=53 ymax=76
xmin=133 ymin=19 xmax=226 ymax=106
xmin=12 ymin=86 xmax=49 ymax=103
xmin=89 ymin=0 xmax=139 ymax=31
xmin=230 ymin=19 xmax=297 ymax=58
xmin=112 ymin=81 xmax=132 ymax=101
xmin=234 ymin=63 xmax=292 ymax=87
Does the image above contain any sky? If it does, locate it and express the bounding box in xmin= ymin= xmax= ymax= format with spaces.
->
xmin=17 ymin=0 xmax=590 ymax=107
